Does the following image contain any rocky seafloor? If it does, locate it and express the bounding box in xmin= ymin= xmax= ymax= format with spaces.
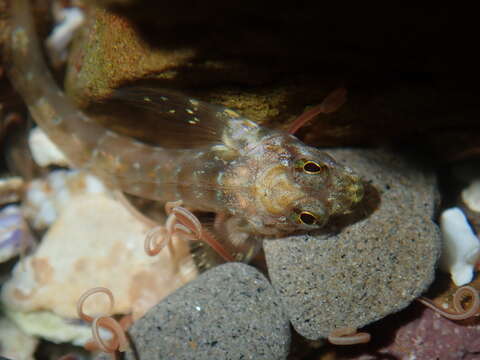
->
xmin=1 ymin=1 xmax=480 ymax=359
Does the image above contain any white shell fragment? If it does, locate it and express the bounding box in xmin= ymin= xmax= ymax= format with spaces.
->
xmin=28 ymin=127 xmax=69 ymax=167
xmin=440 ymin=207 xmax=480 ymax=286
xmin=23 ymin=169 xmax=107 ymax=230
xmin=2 ymin=192 xmax=197 ymax=343
xmin=0 ymin=316 xmax=38 ymax=360
xmin=5 ymin=309 xmax=92 ymax=346
xmin=462 ymin=180 xmax=480 ymax=212
xmin=46 ymin=4 xmax=85 ymax=66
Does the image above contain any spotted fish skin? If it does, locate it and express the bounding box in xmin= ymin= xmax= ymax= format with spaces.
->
xmin=5 ymin=0 xmax=364 ymax=261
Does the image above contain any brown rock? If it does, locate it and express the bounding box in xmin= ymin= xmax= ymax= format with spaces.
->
xmin=264 ymin=148 xmax=441 ymax=340
xmin=336 ymin=304 xmax=480 ymax=360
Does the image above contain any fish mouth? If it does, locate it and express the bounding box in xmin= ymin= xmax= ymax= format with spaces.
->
xmin=327 ymin=173 xmax=364 ymax=215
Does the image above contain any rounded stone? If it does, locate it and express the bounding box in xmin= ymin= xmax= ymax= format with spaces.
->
xmin=125 ymin=262 xmax=290 ymax=360
xmin=263 ymin=148 xmax=441 ymax=340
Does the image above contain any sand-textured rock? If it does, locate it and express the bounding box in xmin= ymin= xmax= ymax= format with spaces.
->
xmin=126 ymin=263 xmax=290 ymax=360
xmin=264 ymin=148 xmax=441 ymax=340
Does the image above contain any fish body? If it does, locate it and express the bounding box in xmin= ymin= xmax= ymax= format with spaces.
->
xmin=5 ymin=0 xmax=364 ymax=261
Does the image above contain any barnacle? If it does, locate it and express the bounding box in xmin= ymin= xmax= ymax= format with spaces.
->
xmin=77 ymin=287 xmax=129 ymax=357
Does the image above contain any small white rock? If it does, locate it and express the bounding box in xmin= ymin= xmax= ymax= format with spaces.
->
xmin=28 ymin=127 xmax=69 ymax=167
xmin=440 ymin=207 xmax=480 ymax=286
xmin=462 ymin=180 xmax=480 ymax=212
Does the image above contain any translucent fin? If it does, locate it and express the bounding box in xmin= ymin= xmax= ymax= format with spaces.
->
xmin=101 ymin=87 xmax=245 ymax=149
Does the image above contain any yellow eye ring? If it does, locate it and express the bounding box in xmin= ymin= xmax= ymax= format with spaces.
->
xmin=298 ymin=211 xmax=318 ymax=225
xmin=302 ymin=160 xmax=324 ymax=174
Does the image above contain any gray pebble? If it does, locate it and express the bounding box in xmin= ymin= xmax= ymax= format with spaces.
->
xmin=264 ymin=148 xmax=441 ymax=340
xmin=125 ymin=262 xmax=290 ymax=360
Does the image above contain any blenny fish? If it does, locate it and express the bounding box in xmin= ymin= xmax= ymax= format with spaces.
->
xmin=5 ymin=0 xmax=364 ymax=262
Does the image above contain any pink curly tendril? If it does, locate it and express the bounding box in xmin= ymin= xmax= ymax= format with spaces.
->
xmin=417 ymin=285 xmax=480 ymax=321
xmin=328 ymin=327 xmax=371 ymax=345
xmin=144 ymin=225 xmax=169 ymax=256
xmin=77 ymin=287 xmax=129 ymax=357
xmin=145 ymin=200 xmax=234 ymax=262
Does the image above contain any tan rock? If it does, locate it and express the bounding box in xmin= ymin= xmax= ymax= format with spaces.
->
xmin=2 ymin=192 xmax=197 ymax=323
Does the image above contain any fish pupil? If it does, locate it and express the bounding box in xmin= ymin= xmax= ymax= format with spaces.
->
xmin=299 ymin=212 xmax=317 ymax=225
xmin=303 ymin=161 xmax=322 ymax=174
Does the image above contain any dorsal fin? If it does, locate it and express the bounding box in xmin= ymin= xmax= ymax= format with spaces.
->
xmin=103 ymin=87 xmax=246 ymax=149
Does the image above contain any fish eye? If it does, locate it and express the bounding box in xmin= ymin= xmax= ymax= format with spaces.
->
xmin=302 ymin=160 xmax=324 ymax=174
xmin=298 ymin=211 xmax=318 ymax=225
